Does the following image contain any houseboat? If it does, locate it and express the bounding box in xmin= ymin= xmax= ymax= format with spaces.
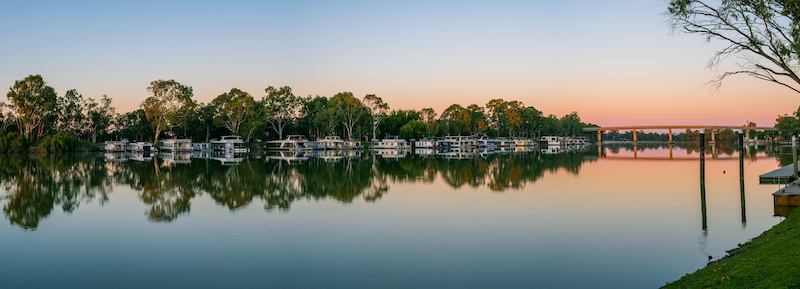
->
xmin=264 ymin=135 xmax=312 ymax=151
xmin=317 ymin=136 xmax=351 ymax=150
xmin=159 ymin=138 xmax=192 ymax=151
xmin=413 ymin=137 xmax=439 ymax=148
xmin=513 ymin=138 xmax=532 ymax=147
xmin=372 ymin=136 xmax=409 ymax=149
xmin=211 ymin=136 xmax=250 ymax=153
xmin=127 ymin=142 xmax=155 ymax=152
xmin=439 ymin=136 xmax=476 ymax=148
xmin=491 ymin=137 xmax=512 ymax=147
xmin=104 ymin=140 xmax=128 ymax=152
xmin=539 ymin=136 xmax=562 ymax=147
xmin=192 ymin=143 xmax=211 ymax=151
xmin=345 ymin=136 xmax=363 ymax=149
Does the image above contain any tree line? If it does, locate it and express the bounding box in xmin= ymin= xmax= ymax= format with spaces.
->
xmin=4 ymin=74 xmax=600 ymax=145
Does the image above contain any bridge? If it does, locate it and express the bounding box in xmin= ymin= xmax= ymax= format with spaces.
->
xmin=582 ymin=125 xmax=777 ymax=144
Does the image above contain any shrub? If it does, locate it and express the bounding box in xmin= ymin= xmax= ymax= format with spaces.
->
xmin=0 ymin=131 xmax=29 ymax=153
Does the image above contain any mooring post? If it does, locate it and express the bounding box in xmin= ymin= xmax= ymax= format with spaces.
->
xmin=793 ymin=135 xmax=798 ymax=178
xmin=739 ymin=142 xmax=746 ymax=227
xmin=633 ymin=129 xmax=637 ymax=144
xmin=700 ymin=143 xmax=707 ymax=231
xmin=699 ymin=128 xmax=705 ymax=148
xmin=737 ymin=129 xmax=744 ymax=150
xmin=597 ymin=130 xmax=601 ymax=144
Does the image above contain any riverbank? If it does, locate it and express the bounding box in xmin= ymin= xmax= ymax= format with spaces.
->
xmin=662 ymin=208 xmax=800 ymax=288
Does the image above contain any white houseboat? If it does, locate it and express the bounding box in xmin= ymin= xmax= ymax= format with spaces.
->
xmin=345 ymin=136 xmax=363 ymax=149
xmin=211 ymin=136 xmax=250 ymax=153
xmin=127 ymin=142 xmax=155 ymax=152
xmin=413 ymin=137 xmax=439 ymax=148
xmin=439 ymin=136 xmax=476 ymax=148
xmin=159 ymin=138 xmax=192 ymax=151
xmin=317 ymin=136 xmax=351 ymax=150
xmin=264 ymin=135 xmax=312 ymax=151
xmin=539 ymin=136 xmax=562 ymax=147
xmin=192 ymin=143 xmax=211 ymax=151
xmin=372 ymin=136 xmax=409 ymax=149
xmin=491 ymin=137 xmax=512 ymax=147
xmin=104 ymin=140 xmax=129 ymax=152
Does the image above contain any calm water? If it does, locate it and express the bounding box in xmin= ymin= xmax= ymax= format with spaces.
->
xmin=0 ymin=143 xmax=788 ymax=288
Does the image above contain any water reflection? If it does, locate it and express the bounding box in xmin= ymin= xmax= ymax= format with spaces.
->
xmin=0 ymin=147 xmax=600 ymax=229
xmin=0 ymin=155 xmax=111 ymax=230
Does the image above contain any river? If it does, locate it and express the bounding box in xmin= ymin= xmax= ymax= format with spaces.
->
xmin=0 ymin=143 xmax=788 ymax=288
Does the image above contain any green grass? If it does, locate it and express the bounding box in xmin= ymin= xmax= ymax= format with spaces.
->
xmin=662 ymin=209 xmax=800 ymax=288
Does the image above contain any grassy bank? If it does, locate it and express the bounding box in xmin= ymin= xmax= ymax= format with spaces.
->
xmin=662 ymin=209 xmax=800 ymax=288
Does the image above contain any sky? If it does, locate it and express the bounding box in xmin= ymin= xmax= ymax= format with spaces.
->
xmin=1 ymin=0 xmax=797 ymax=127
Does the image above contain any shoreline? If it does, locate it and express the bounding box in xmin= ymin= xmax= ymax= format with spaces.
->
xmin=661 ymin=208 xmax=800 ymax=288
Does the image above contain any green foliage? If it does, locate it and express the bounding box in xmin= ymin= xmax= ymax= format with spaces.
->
xmin=0 ymin=131 xmax=29 ymax=153
xmin=776 ymin=106 xmax=800 ymax=139
xmin=37 ymin=132 xmax=95 ymax=153
xmin=399 ymin=121 xmax=427 ymax=139
xmin=141 ymin=79 xmax=195 ymax=141
xmin=212 ymin=88 xmax=254 ymax=136
xmin=263 ymin=86 xmax=303 ymax=140
xmin=6 ymin=75 xmax=58 ymax=141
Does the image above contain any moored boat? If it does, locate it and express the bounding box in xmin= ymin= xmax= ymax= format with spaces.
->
xmin=264 ymin=135 xmax=312 ymax=151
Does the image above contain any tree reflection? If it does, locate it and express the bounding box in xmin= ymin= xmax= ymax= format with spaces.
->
xmin=1 ymin=148 xmax=600 ymax=228
xmin=0 ymin=154 xmax=111 ymax=230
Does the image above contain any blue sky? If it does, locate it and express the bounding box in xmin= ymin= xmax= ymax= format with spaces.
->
xmin=1 ymin=0 xmax=795 ymax=126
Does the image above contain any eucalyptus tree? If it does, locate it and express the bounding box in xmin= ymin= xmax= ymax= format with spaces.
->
xmin=377 ymin=109 xmax=420 ymax=137
xmin=440 ymin=104 xmax=468 ymax=135
xmin=505 ymin=101 xmax=524 ymax=136
xmin=141 ymin=79 xmax=194 ymax=142
xmin=298 ymin=96 xmax=328 ymax=138
xmin=6 ymin=75 xmax=58 ymax=141
xmin=420 ymin=107 xmax=438 ymax=136
xmin=466 ymin=104 xmax=488 ymax=136
xmin=560 ymin=112 xmax=582 ymax=137
xmin=57 ymin=89 xmax=88 ymax=138
xmin=241 ymin=100 xmax=268 ymax=142
xmin=86 ymin=95 xmax=116 ymax=143
xmin=363 ymin=94 xmax=389 ymax=141
xmin=666 ymin=0 xmax=800 ymax=93
xmin=330 ymin=92 xmax=366 ymax=138
xmin=115 ymin=109 xmax=152 ymax=141
xmin=263 ymin=86 xmax=302 ymax=140
xmin=212 ymin=88 xmax=254 ymax=136
xmin=519 ymin=106 xmax=543 ymax=138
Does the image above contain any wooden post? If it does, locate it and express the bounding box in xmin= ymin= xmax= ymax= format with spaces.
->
xmin=668 ymin=128 xmax=674 ymax=144
xmin=597 ymin=130 xmax=602 ymax=144
xmin=793 ymin=135 xmax=797 ymax=178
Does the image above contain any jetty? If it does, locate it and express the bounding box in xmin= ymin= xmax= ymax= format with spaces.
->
xmin=760 ymin=164 xmax=797 ymax=184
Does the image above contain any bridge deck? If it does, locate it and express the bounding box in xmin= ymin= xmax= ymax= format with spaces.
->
xmin=583 ymin=125 xmax=776 ymax=131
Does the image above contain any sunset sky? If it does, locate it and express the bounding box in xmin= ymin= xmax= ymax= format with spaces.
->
xmin=1 ymin=0 xmax=797 ymax=127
